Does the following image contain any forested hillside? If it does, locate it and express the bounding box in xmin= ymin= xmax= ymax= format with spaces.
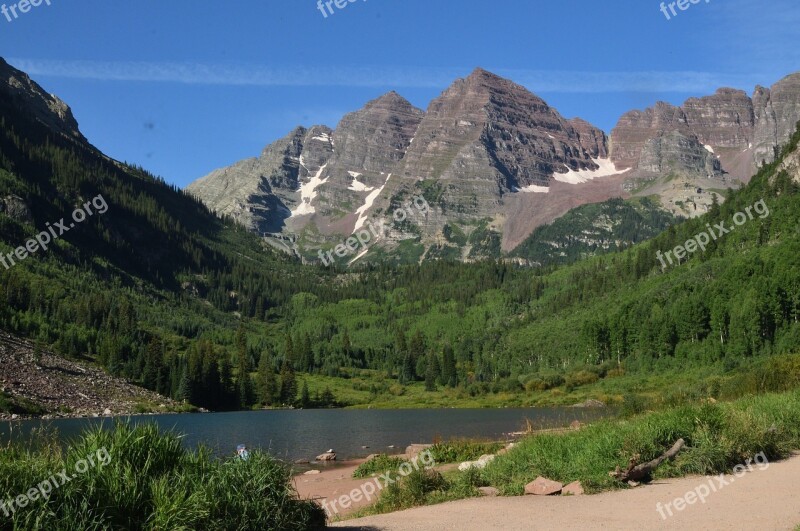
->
xmin=1 ymin=60 xmax=799 ymax=413
xmin=0 ymin=73 xmax=333 ymax=412
xmin=276 ymin=127 xmax=800 ymax=403
xmin=510 ymin=196 xmax=679 ymax=266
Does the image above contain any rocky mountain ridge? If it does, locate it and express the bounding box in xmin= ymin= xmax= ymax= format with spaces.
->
xmin=187 ymin=68 xmax=800 ymax=264
xmin=611 ymin=74 xmax=800 ymax=217
xmin=0 ymin=57 xmax=86 ymax=144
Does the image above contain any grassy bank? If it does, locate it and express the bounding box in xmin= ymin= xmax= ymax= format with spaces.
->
xmin=350 ymin=387 xmax=800 ymax=518
xmin=300 ymin=352 xmax=800 ymax=411
xmin=0 ymin=423 xmax=324 ymax=530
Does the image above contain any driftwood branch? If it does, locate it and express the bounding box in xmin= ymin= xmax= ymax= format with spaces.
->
xmin=610 ymin=438 xmax=685 ymax=483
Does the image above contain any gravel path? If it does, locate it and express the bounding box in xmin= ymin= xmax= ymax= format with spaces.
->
xmin=331 ymin=453 xmax=800 ymax=530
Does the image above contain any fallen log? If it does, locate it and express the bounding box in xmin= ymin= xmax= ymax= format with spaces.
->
xmin=610 ymin=438 xmax=685 ymax=483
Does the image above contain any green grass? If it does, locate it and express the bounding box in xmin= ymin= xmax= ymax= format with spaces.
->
xmin=348 ymin=388 xmax=800 ymax=519
xmin=483 ymin=390 xmax=800 ymax=495
xmin=352 ymin=454 xmax=408 ymax=479
xmin=0 ymin=423 xmax=325 ymax=530
xmin=428 ymin=439 xmax=504 ymax=463
xmin=299 ymin=353 xmax=800 ymax=415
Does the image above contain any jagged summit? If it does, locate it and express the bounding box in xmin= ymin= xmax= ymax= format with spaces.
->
xmin=0 ymin=57 xmax=85 ymax=143
xmin=187 ymin=66 xmax=800 ymax=264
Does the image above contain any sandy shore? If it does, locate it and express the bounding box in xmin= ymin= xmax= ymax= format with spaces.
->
xmin=293 ymin=459 xmax=374 ymax=518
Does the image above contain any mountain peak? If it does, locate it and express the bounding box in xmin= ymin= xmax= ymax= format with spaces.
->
xmin=365 ymin=90 xmax=418 ymax=112
xmin=464 ymin=67 xmax=506 ymax=85
xmin=0 ymin=57 xmax=85 ymax=142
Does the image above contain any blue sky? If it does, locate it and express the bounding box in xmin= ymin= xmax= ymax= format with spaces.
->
xmin=0 ymin=0 xmax=798 ymax=188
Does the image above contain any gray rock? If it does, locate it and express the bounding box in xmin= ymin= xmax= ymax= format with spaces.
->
xmin=0 ymin=195 xmax=32 ymax=224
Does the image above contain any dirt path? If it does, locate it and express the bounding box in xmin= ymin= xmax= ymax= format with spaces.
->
xmin=294 ymin=460 xmax=375 ymax=518
xmin=294 ymin=459 xmax=460 ymax=520
xmin=330 ymin=453 xmax=800 ymax=530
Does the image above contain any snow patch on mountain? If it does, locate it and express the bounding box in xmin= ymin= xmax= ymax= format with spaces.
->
xmin=291 ymin=163 xmax=329 ymax=217
xmin=353 ymin=173 xmax=391 ymax=232
xmin=348 ymin=171 xmax=375 ymax=192
xmin=553 ymin=158 xmax=630 ymax=185
xmin=515 ymin=184 xmax=550 ymax=193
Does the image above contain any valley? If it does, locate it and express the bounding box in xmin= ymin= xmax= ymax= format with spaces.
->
xmin=1 ymin=1 xmax=800 ymax=527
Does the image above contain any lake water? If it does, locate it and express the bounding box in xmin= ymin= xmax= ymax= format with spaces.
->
xmin=0 ymin=407 xmax=610 ymax=462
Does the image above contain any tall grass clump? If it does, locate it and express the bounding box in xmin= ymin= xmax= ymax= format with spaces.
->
xmin=352 ymin=454 xmax=407 ymax=479
xmin=428 ymin=439 xmax=504 ymax=463
xmin=0 ymin=422 xmax=325 ymax=531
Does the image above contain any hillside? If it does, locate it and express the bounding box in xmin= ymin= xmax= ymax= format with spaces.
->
xmin=0 ymin=57 xmax=799 ymax=414
xmin=509 ymin=196 xmax=679 ymax=267
xmin=0 ymin=330 xmax=182 ymax=419
xmin=0 ymin=57 xmax=332 ymax=412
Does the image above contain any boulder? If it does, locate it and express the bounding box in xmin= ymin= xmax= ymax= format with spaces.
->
xmin=562 ymin=481 xmax=584 ymax=495
xmin=478 ymin=487 xmax=500 ymax=497
xmin=458 ymin=454 xmax=496 ymax=471
xmin=458 ymin=461 xmax=474 ymax=471
xmin=315 ymin=451 xmax=337 ymax=461
xmin=405 ymin=444 xmax=433 ymax=459
xmin=303 ymin=469 xmax=321 ymax=475
xmin=524 ymin=477 xmax=563 ymax=496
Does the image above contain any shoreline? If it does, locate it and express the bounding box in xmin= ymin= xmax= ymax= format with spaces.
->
xmin=330 ymin=453 xmax=800 ymax=530
xmin=1 ymin=400 xmax=609 ymax=422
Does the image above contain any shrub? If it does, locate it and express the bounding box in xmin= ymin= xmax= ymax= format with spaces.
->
xmin=524 ymin=373 xmax=565 ymax=392
xmin=352 ymin=454 xmax=407 ymax=479
xmin=428 ymin=439 xmax=504 ymax=463
xmin=565 ymin=370 xmax=599 ymax=389
xmin=619 ymin=394 xmax=650 ymax=417
xmin=370 ymin=469 xmax=448 ymax=513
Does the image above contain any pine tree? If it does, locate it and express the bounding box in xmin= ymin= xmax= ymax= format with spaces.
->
xmin=279 ymin=360 xmax=297 ymax=405
xmin=425 ymin=353 xmax=441 ymax=392
xmin=299 ymin=381 xmax=310 ymax=408
xmin=400 ymin=353 xmax=415 ymax=384
xmin=176 ymin=366 xmax=191 ymax=403
xmin=219 ymin=354 xmax=235 ymax=410
xmin=320 ymin=387 xmax=336 ymax=407
xmin=235 ymin=328 xmax=254 ymax=408
xmin=258 ymin=350 xmax=278 ymax=406
xmin=441 ymin=344 xmax=457 ymax=387
xmin=142 ymin=337 xmax=165 ymax=393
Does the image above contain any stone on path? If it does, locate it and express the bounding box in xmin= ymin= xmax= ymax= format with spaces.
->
xmin=562 ymin=481 xmax=584 ymax=495
xmin=524 ymin=476 xmax=563 ymax=496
